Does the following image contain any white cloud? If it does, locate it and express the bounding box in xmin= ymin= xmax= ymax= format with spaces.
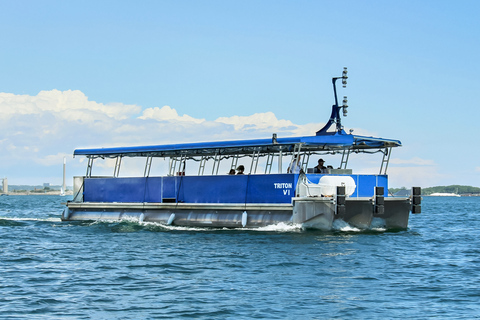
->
xmin=0 ymin=90 xmax=141 ymax=121
xmin=1 ymin=89 xmax=328 ymax=183
xmin=139 ymin=106 xmax=205 ymax=123
xmin=35 ymin=152 xmax=70 ymax=166
xmin=215 ymin=112 xmax=294 ymax=130
xmin=1 ymin=89 xmax=447 ymax=187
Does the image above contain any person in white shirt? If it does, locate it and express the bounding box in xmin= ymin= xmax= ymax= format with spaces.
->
xmin=288 ymin=156 xmax=303 ymax=174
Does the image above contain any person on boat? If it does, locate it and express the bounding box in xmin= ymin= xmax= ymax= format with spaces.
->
xmin=236 ymin=165 xmax=245 ymax=175
xmin=288 ymin=156 xmax=303 ymax=174
xmin=228 ymin=169 xmax=236 ymax=175
xmin=314 ymin=159 xmax=328 ymax=173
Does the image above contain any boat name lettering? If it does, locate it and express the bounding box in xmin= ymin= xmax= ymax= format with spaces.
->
xmin=274 ymin=183 xmax=292 ymax=189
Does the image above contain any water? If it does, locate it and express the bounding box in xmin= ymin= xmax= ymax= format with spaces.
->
xmin=1 ymin=195 xmax=479 ymax=319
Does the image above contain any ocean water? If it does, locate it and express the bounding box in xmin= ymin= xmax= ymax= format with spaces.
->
xmin=0 ymin=195 xmax=479 ymax=319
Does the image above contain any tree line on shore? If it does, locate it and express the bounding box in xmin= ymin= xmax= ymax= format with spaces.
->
xmin=1 ymin=185 xmax=70 ymax=193
xmin=389 ymin=185 xmax=480 ymax=195
xmin=4 ymin=184 xmax=480 ymax=196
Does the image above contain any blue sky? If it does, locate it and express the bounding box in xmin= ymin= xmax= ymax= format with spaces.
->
xmin=1 ymin=0 xmax=479 ymax=188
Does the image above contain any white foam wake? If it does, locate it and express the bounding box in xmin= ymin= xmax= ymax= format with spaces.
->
xmin=0 ymin=216 xmax=61 ymax=222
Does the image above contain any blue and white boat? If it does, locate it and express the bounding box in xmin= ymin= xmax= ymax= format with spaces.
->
xmin=63 ymin=68 xmax=421 ymax=230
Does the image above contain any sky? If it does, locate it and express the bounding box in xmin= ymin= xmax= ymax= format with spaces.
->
xmin=1 ymin=0 xmax=479 ymax=188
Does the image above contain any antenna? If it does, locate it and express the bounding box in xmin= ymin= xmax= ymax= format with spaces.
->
xmin=342 ymin=67 xmax=348 ymax=87
xmin=316 ymin=67 xmax=350 ymax=135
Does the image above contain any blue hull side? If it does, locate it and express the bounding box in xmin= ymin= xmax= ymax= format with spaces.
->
xmin=83 ymin=174 xmax=299 ymax=204
xmin=82 ymin=174 xmax=388 ymax=204
xmin=68 ymin=174 xmax=412 ymax=230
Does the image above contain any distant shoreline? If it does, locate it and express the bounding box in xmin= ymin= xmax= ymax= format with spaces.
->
xmin=1 ymin=191 xmax=74 ymax=196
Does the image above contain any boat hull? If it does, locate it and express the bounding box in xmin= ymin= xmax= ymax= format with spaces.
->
xmin=63 ymin=197 xmax=413 ymax=230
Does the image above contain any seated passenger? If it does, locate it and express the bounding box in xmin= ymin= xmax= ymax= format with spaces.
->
xmin=228 ymin=169 xmax=236 ymax=175
xmin=236 ymin=165 xmax=245 ymax=175
xmin=314 ymin=159 xmax=328 ymax=173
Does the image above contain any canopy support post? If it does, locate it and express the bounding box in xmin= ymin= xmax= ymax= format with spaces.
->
xmin=340 ymin=149 xmax=350 ymax=169
xmin=144 ymin=156 xmax=152 ymax=177
xmin=86 ymin=157 xmax=94 ymax=178
xmin=265 ymin=153 xmax=274 ymax=174
xmin=177 ymin=155 xmax=186 ymax=175
xmin=278 ymin=150 xmax=283 ymax=173
xmin=169 ymin=157 xmax=177 ymax=176
xmin=113 ymin=156 xmax=122 ymax=177
xmin=198 ymin=156 xmax=207 ymax=176
xmin=250 ymin=149 xmax=261 ymax=174
xmin=211 ymin=150 xmax=220 ymax=175
xmin=288 ymin=143 xmax=304 ymax=173
xmin=379 ymin=147 xmax=392 ymax=175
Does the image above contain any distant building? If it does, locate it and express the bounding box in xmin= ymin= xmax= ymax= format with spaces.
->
xmin=1 ymin=178 xmax=7 ymax=194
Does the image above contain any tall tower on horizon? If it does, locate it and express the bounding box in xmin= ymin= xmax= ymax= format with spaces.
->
xmin=2 ymin=177 xmax=7 ymax=194
xmin=63 ymin=157 xmax=66 ymax=194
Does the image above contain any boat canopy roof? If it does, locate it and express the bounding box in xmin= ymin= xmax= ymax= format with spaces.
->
xmin=73 ymin=69 xmax=404 ymax=160
xmin=74 ymin=133 xmax=401 ymax=159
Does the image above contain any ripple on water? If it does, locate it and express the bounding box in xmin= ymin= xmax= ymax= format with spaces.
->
xmin=0 ymin=196 xmax=480 ymax=319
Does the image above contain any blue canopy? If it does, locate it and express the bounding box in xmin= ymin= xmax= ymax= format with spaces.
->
xmin=74 ymin=133 xmax=401 ymax=158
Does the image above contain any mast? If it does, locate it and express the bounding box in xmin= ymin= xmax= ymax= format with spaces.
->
xmin=316 ymin=67 xmax=349 ymax=135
